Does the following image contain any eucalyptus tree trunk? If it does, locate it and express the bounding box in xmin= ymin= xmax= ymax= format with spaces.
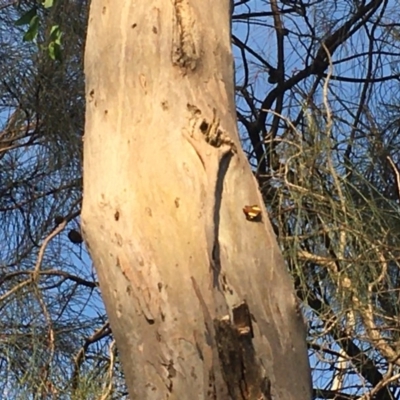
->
xmin=82 ymin=0 xmax=312 ymax=398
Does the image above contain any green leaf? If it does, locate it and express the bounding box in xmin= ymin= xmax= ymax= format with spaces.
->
xmin=43 ymin=0 xmax=55 ymax=8
xmin=23 ymin=15 xmax=39 ymax=42
xmin=49 ymin=25 xmax=59 ymax=36
xmin=48 ymin=41 xmax=62 ymax=61
xmin=15 ymin=8 xmax=37 ymax=26
xmin=49 ymin=25 xmax=62 ymax=43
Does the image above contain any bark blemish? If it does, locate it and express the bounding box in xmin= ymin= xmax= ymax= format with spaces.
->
xmin=187 ymin=103 xmax=201 ymax=116
xmin=145 ymin=315 xmax=155 ymax=325
xmin=139 ymin=74 xmax=147 ymax=92
xmin=115 ymin=233 xmax=123 ymax=246
xmin=207 ymin=370 xmax=217 ymax=398
xmin=221 ymin=273 xmax=233 ymax=295
xmin=116 ymin=303 xmax=122 ymax=318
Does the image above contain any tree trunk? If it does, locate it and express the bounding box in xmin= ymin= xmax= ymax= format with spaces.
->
xmin=82 ymin=0 xmax=312 ymax=399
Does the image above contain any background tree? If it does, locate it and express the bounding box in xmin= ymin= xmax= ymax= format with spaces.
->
xmin=1 ymin=0 xmax=400 ymax=398
xmin=231 ymin=0 xmax=400 ymax=398
xmin=0 ymin=1 xmax=126 ymax=398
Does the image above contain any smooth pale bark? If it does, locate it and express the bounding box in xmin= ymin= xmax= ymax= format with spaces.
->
xmin=82 ymin=0 xmax=312 ymax=399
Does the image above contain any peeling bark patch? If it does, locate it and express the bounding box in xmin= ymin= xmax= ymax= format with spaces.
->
xmin=233 ymin=302 xmax=254 ymax=338
xmin=171 ymin=0 xmax=199 ymax=71
xmin=214 ymin=303 xmax=272 ymax=400
xmin=243 ymin=205 xmax=262 ymax=222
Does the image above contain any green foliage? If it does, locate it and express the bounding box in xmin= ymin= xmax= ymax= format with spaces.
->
xmin=14 ymin=2 xmax=62 ymax=60
xmin=48 ymin=24 xmax=63 ymax=61
xmin=43 ymin=0 xmax=55 ymax=8
xmin=23 ymin=14 xmax=39 ymax=42
xmin=15 ymin=7 xmax=39 ymax=42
